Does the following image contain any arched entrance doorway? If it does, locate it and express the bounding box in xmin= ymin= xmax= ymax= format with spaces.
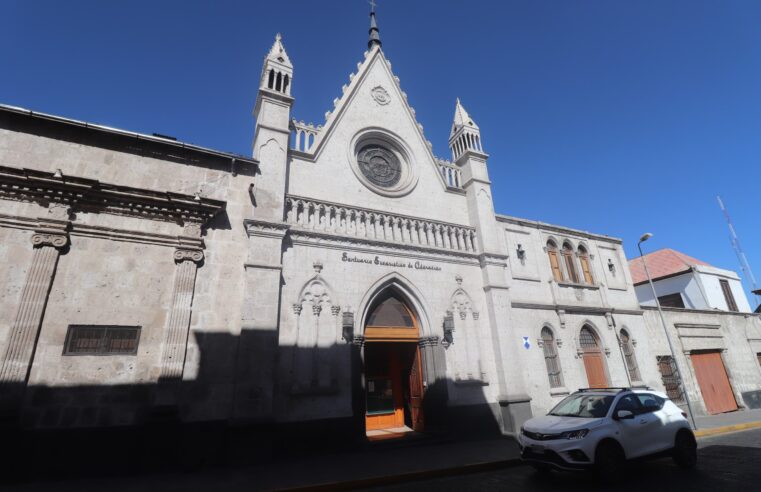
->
xmin=363 ymin=291 xmax=425 ymax=436
xmin=580 ymin=325 xmax=609 ymax=388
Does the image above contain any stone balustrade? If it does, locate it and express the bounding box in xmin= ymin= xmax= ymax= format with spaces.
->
xmin=437 ymin=159 xmax=462 ymax=189
xmin=290 ymin=120 xmax=321 ymax=152
xmin=285 ymin=196 xmax=477 ymax=253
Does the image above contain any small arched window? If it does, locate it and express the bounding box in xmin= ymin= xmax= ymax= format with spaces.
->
xmin=541 ymin=327 xmax=563 ymax=388
xmin=547 ymin=241 xmax=563 ymax=282
xmin=276 ymin=72 xmax=283 ymax=92
xmin=267 ymin=69 xmax=275 ymax=89
xmin=578 ymin=245 xmax=594 ymax=284
xmin=620 ymin=329 xmax=641 ymax=382
xmin=283 ymin=74 xmax=290 ymax=94
xmin=562 ymin=243 xmax=579 ymax=283
xmin=579 ymin=326 xmax=600 ymax=351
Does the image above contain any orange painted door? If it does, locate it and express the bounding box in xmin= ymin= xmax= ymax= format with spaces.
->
xmin=583 ymin=353 xmax=608 ymax=388
xmin=691 ymin=352 xmax=738 ymax=414
xmin=409 ymin=347 xmax=425 ymax=432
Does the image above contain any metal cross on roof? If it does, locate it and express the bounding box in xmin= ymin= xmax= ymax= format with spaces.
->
xmin=369 ymin=0 xmax=377 ymax=13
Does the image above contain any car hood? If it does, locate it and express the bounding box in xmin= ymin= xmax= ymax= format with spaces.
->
xmin=523 ymin=415 xmax=604 ymax=433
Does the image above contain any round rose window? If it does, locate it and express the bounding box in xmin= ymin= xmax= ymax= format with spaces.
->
xmin=357 ymin=145 xmax=401 ymax=188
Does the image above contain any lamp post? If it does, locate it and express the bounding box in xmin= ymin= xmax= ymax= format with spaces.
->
xmin=637 ymin=233 xmax=697 ymax=430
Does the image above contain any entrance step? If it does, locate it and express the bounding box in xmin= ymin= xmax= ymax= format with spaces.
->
xmin=366 ymin=425 xmax=416 ymax=442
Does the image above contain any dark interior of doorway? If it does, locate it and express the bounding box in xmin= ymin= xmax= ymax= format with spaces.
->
xmin=364 ymin=342 xmax=418 ymax=431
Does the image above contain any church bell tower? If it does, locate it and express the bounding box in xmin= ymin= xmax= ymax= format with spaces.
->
xmin=449 ymin=99 xmax=533 ymax=433
xmin=252 ymin=33 xmax=294 ymax=221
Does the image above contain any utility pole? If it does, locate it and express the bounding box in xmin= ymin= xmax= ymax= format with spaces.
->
xmin=717 ymin=196 xmax=759 ymax=310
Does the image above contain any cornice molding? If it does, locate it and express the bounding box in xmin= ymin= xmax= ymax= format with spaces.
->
xmin=0 ymin=212 xmax=204 ymax=249
xmin=0 ymin=165 xmax=226 ymax=227
xmin=244 ymin=219 xmax=290 ymax=239
xmin=511 ymin=301 xmax=643 ymax=316
xmin=288 ymin=229 xmax=480 ymax=265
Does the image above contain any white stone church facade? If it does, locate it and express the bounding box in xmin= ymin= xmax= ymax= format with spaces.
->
xmin=1 ymin=16 xmax=761 ymax=440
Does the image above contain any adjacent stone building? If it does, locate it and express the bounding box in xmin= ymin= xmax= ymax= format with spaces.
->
xmin=1 ymin=12 xmax=760 ymax=445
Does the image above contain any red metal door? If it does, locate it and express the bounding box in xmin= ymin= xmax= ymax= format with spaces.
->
xmin=691 ymin=352 xmax=737 ymax=414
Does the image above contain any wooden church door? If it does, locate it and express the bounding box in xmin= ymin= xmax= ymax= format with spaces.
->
xmin=409 ymin=346 xmax=425 ymax=432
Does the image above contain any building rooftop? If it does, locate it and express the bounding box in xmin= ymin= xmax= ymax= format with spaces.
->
xmin=628 ymin=248 xmax=711 ymax=285
xmin=0 ymin=104 xmax=258 ymax=173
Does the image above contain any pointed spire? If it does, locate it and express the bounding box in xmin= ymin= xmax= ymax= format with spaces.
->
xmin=450 ymin=98 xmax=479 ymax=138
xmin=368 ymin=0 xmax=382 ymax=50
xmin=259 ymin=33 xmax=293 ymax=96
xmin=267 ymin=32 xmax=292 ymax=67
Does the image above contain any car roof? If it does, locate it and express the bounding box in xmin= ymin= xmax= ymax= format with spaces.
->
xmin=573 ymin=388 xmax=665 ymax=397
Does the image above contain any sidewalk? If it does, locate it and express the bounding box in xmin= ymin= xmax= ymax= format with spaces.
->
xmin=693 ymin=408 xmax=761 ymax=437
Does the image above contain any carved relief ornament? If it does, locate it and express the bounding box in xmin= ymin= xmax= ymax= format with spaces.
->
xmin=371 ymin=85 xmax=391 ymax=105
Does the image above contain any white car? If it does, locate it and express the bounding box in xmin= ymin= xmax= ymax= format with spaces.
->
xmin=519 ymin=387 xmax=697 ymax=477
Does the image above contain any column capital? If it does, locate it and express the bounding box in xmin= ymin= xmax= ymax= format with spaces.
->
xmin=31 ymin=232 xmax=68 ymax=249
xmin=174 ymin=248 xmax=204 ymax=264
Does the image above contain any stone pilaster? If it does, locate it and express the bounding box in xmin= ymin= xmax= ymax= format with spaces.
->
xmin=158 ymin=248 xmax=203 ymax=380
xmin=0 ymin=226 xmax=69 ymax=401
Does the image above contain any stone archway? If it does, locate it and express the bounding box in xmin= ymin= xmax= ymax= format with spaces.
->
xmin=350 ymin=274 xmax=447 ymax=439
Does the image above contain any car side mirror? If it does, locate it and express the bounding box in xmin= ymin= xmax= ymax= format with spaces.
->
xmin=615 ymin=410 xmax=634 ymax=420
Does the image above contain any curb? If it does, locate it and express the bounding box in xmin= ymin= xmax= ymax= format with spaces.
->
xmin=695 ymin=421 xmax=761 ymax=438
xmin=273 ymin=458 xmax=523 ymax=492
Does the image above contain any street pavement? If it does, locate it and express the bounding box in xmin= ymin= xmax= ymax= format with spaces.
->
xmin=365 ymin=427 xmax=761 ymax=492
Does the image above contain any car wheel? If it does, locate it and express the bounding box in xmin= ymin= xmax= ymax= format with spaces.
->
xmin=594 ymin=440 xmax=625 ymax=481
xmin=673 ymin=430 xmax=697 ymax=469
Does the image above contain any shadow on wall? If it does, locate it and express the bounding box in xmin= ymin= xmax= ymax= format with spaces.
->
xmin=0 ymin=330 xmax=501 ymax=482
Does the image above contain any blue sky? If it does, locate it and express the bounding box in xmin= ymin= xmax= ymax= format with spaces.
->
xmin=3 ymin=1 xmax=760 ymax=305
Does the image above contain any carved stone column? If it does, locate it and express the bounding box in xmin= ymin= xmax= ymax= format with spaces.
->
xmin=0 ymin=226 xmax=69 ymax=397
xmin=158 ymin=248 xmax=203 ymax=380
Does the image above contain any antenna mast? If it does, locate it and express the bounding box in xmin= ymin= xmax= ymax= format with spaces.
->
xmin=717 ymin=195 xmax=759 ymax=309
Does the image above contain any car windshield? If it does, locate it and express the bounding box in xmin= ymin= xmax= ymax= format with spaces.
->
xmin=549 ymin=394 xmax=615 ymax=418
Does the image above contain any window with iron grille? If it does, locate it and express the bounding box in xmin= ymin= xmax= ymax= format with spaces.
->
xmin=620 ymin=329 xmax=641 ymax=382
xmin=541 ymin=327 xmax=563 ymax=388
xmin=63 ymin=325 xmax=141 ymax=355
xmin=656 ymin=355 xmax=684 ymax=404
xmin=579 ymin=326 xmax=599 ymax=351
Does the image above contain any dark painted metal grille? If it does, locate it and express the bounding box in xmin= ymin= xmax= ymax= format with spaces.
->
xmin=541 ymin=328 xmax=563 ymax=388
xmin=579 ymin=327 xmax=599 ymax=351
xmin=64 ymin=325 xmax=140 ymax=355
xmin=656 ymin=355 xmax=685 ymax=403
xmin=620 ymin=330 xmax=642 ymax=382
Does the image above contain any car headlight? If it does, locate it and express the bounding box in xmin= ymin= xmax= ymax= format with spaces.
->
xmin=560 ymin=429 xmax=589 ymax=440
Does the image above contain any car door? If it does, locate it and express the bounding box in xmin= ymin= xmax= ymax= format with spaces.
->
xmin=636 ymin=393 xmax=671 ymax=454
xmin=613 ymin=394 xmax=648 ymax=458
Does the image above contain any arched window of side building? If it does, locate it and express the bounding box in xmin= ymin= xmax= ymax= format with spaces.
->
xmin=547 ymin=240 xmax=564 ymax=282
xmin=562 ymin=242 xmax=579 ymax=283
xmin=541 ymin=327 xmax=563 ymax=388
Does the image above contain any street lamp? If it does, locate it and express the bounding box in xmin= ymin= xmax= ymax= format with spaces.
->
xmin=637 ymin=233 xmax=697 ymax=430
